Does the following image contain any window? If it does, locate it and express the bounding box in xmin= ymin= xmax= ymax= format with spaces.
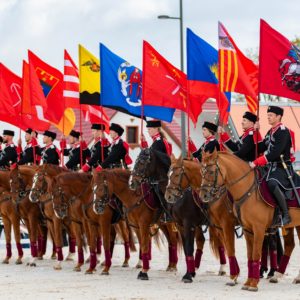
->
xmin=126 ymin=126 xmax=138 ymax=146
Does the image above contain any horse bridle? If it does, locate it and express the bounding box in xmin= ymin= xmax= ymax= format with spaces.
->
xmin=92 ymin=178 xmax=110 ymax=214
xmin=31 ymin=172 xmax=49 ymax=200
xmin=10 ymin=172 xmax=31 ymax=201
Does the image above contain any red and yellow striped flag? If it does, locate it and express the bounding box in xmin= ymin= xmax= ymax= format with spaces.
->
xmin=218 ymin=22 xmax=259 ymax=112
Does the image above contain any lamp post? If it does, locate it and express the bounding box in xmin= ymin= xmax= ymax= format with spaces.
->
xmin=158 ymin=0 xmax=186 ymax=157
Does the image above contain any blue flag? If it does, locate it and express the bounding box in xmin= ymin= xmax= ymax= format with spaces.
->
xmin=100 ymin=44 xmax=174 ymax=122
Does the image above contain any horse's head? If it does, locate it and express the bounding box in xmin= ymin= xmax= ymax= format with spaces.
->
xmin=199 ymin=149 xmax=225 ymax=203
xmin=9 ymin=166 xmax=27 ymax=197
xmin=92 ymin=170 xmax=113 ymax=215
xmin=29 ymin=169 xmax=49 ymax=203
xmin=129 ymin=148 xmax=152 ymax=190
xmin=52 ymin=177 xmax=69 ymax=219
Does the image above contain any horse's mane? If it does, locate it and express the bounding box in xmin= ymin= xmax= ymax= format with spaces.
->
xmin=99 ymin=168 xmax=131 ymax=183
xmin=39 ymin=164 xmax=67 ymax=173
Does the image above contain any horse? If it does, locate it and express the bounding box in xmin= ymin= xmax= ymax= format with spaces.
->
xmin=165 ymin=155 xmax=239 ymax=285
xmin=0 ymin=170 xmax=23 ymax=264
xmin=9 ymin=165 xmax=49 ymax=266
xmin=29 ymin=164 xmax=78 ymax=270
xmin=200 ymin=150 xmax=300 ymax=291
xmin=51 ymin=171 xmax=135 ymax=274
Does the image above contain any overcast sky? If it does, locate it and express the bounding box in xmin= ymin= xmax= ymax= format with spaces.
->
xmin=0 ymin=0 xmax=300 ymax=76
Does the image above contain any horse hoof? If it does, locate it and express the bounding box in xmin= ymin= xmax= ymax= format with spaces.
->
xmin=101 ymin=261 xmax=106 ymax=267
xmin=37 ymin=256 xmax=43 ymax=261
xmin=65 ymin=253 xmax=75 ymax=261
xmin=122 ymin=262 xmax=129 ymax=268
xmin=218 ymin=271 xmax=226 ymax=276
xmin=15 ymin=258 xmax=22 ymax=265
xmin=30 ymin=263 xmax=37 ymax=267
xmin=101 ymin=270 xmax=109 ymax=275
xmin=241 ymin=285 xmax=249 ymax=290
xmin=53 ymin=265 xmax=62 ymax=270
xmin=248 ymin=286 xmax=258 ymax=292
xmin=182 ymin=273 xmax=193 ymax=283
xmin=135 ymin=263 xmax=142 ymax=269
xmin=137 ymin=271 xmax=149 ymax=280
xmin=85 ymin=268 xmax=96 ymax=274
xmin=166 ymin=266 xmax=177 ymax=272
xmin=293 ymin=278 xmax=300 ymax=284
xmin=269 ymin=277 xmax=278 ymax=283
xmin=2 ymin=257 xmax=10 ymax=264
xmin=73 ymin=266 xmax=81 ymax=272
xmin=226 ymin=280 xmax=238 ymax=286
xmin=267 ymin=268 xmax=276 ymax=279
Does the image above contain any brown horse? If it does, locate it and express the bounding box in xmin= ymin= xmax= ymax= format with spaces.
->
xmin=93 ymin=168 xmax=182 ymax=280
xmin=200 ymin=150 xmax=300 ymax=291
xmin=9 ymin=165 xmax=49 ymax=266
xmin=0 ymin=170 xmax=23 ymax=264
xmin=52 ymin=171 xmax=135 ymax=274
xmin=29 ymin=164 xmax=78 ymax=270
xmin=165 ymin=156 xmax=239 ymax=285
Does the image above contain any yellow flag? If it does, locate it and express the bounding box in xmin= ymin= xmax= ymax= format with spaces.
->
xmin=79 ymin=44 xmax=100 ymax=105
xmin=52 ymin=108 xmax=76 ymax=135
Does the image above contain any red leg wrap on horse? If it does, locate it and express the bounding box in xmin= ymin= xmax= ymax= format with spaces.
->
xmin=186 ymin=256 xmax=195 ymax=274
xmin=6 ymin=243 xmax=12 ymax=258
xmin=252 ymin=260 xmax=260 ymax=280
xmin=270 ymin=250 xmax=278 ymax=269
xmin=89 ymin=249 xmax=97 ymax=269
xmin=16 ymin=242 xmax=23 ymax=257
xmin=142 ymin=253 xmax=149 ymax=270
xmin=228 ymin=256 xmax=239 ymax=276
xmin=96 ymin=237 xmax=102 ymax=255
xmin=261 ymin=248 xmax=268 ymax=268
xmin=30 ymin=242 xmax=38 ymax=257
xmin=194 ymin=249 xmax=203 ymax=269
xmin=218 ymin=246 xmax=226 ymax=265
xmin=278 ymin=255 xmax=290 ymax=274
xmin=105 ymin=249 xmax=112 ymax=268
xmin=78 ymin=248 xmax=84 ymax=264
xmin=148 ymin=240 xmax=152 ymax=260
xmin=42 ymin=237 xmax=47 ymax=255
xmin=69 ymin=237 xmax=76 ymax=253
xmin=124 ymin=242 xmax=130 ymax=259
xmin=248 ymin=260 xmax=253 ymax=278
xmin=170 ymin=245 xmax=178 ymax=264
xmin=56 ymin=246 xmax=63 ymax=261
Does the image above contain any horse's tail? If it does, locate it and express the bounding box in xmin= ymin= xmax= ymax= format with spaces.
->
xmin=209 ymin=226 xmax=223 ymax=260
xmin=152 ymin=226 xmax=162 ymax=251
xmin=127 ymin=223 xmax=137 ymax=252
xmin=175 ymin=224 xmax=183 ymax=254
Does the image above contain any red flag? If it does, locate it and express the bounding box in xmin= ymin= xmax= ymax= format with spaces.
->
xmin=28 ymin=50 xmax=64 ymax=123
xmin=143 ymin=41 xmax=200 ymax=124
xmin=83 ymin=105 xmax=110 ymax=133
xmin=218 ymin=22 xmax=259 ymax=112
xmin=259 ymin=19 xmax=300 ymax=102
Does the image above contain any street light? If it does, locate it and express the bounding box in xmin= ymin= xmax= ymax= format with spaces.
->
xmin=158 ymin=0 xmax=186 ymax=157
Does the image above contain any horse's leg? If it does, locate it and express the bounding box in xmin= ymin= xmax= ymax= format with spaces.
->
xmin=181 ymin=222 xmax=196 ymax=283
xmin=166 ymin=222 xmax=178 ymax=272
xmin=96 ymin=226 xmax=102 ymax=263
xmin=52 ymin=217 xmax=64 ymax=270
xmin=260 ymin=236 xmax=269 ymax=278
xmin=241 ymin=231 xmax=254 ymax=290
xmin=267 ymin=234 xmax=279 ymax=278
xmin=27 ymin=213 xmax=38 ymax=267
xmin=117 ymin=220 xmax=131 ymax=267
xmin=292 ymin=226 xmax=300 ymax=284
xmin=11 ymin=213 xmax=23 ymax=264
xmin=194 ymin=227 xmax=204 ymax=270
xmin=47 ymin=220 xmax=57 ymax=260
xmin=65 ymin=222 xmax=76 ymax=261
xmin=85 ymin=223 xmax=97 ymax=274
xmin=1 ymin=215 xmax=12 ymax=264
xmin=270 ymin=227 xmax=295 ymax=283
xmin=248 ymin=228 xmax=265 ymax=292
xmin=37 ymin=223 xmax=47 ymax=260
xmin=137 ymin=223 xmax=150 ymax=280
xmin=135 ymin=229 xmax=142 ymax=269
xmin=73 ymin=222 xmax=84 ymax=272
xmin=101 ymin=213 xmax=113 ymax=275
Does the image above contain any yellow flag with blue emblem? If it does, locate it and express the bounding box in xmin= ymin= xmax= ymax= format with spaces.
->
xmin=79 ymin=44 xmax=100 ymax=105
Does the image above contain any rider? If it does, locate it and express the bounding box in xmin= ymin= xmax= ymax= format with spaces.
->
xmin=0 ymin=130 xmax=17 ymax=168
xmin=17 ymin=128 xmax=41 ymax=165
xmin=40 ymin=130 xmax=60 ymax=165
xmin=141 ymin=120 xmax=172 ymax=156
xmin=96 ymin=123 xmax=132 ymax=170
xmin=60 ymin=130 xmax=90 ymax=171
xmin=218 ymin=112 xmax=262 ymax=161
xmin=250 ymin=106 xmax=299 ymax=226
xmin=188 ymin=121 xmax=220 ymax=161
xmin=81 ymin=124 xmax=109 ymax=172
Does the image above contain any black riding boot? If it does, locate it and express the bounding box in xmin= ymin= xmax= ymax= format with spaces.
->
xmin=273 ymin=186 xmax=291 ymax=226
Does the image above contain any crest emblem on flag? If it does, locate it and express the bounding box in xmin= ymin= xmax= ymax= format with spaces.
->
xmin=279 ymin=45 xmax=300 ymax=93
xmin=118 ymin=62 xmax=142 ymax=107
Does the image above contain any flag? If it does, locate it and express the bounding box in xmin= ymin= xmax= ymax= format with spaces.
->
xmin=52 ymin=108 xmax=76 ymax=135
xmin=79 ymin=45 xmax=100 ymax=105
xmin=218 ymin=22 xmax=258 ymax=112
xmin=64 ymin=50 xmax=80 ymax=108
xmin=0 ymin=63 xmax=49 ymax=131
xmin=28 ymin=50 xmax=65 ymax=123
xmin=83 ymin=105 xmax=110 ymax=133
xmin=100 ymin=43 xmax=174 ymax=122
xmin=187 ymin=28 xmax=231 ymax=124
xmin=259 ymin=19 xmax=300 ymax=102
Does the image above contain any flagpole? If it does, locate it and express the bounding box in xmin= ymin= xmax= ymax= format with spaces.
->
xmin=79 ymin=104 xmax=83 ymax=168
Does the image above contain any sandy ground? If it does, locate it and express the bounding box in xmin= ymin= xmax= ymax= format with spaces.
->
xmin=0 ymin=235 xmax=300 ymax=300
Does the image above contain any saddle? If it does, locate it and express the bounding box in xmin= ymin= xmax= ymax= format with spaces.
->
xmin=141 ymin=182 xmax=159 ymax=210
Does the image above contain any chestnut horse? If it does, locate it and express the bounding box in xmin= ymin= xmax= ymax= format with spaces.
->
xmin=0 ymin=170 xmax=23 ymax=264
xmin=9 ymin=165 xmax=49 ymax=266
xmin=165 ymin=156 xmax=239 ymax=285
xmin=29 ymin=164 xmax=78 ymax=270
xmin=200 ymin=150 xmax=300 ymax=291
xmin=52 ymin=171 xmax=136 ymax=274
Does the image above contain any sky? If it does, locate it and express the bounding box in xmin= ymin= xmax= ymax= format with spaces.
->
xmin=0 ymin=0 xmax=300 ymax=76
